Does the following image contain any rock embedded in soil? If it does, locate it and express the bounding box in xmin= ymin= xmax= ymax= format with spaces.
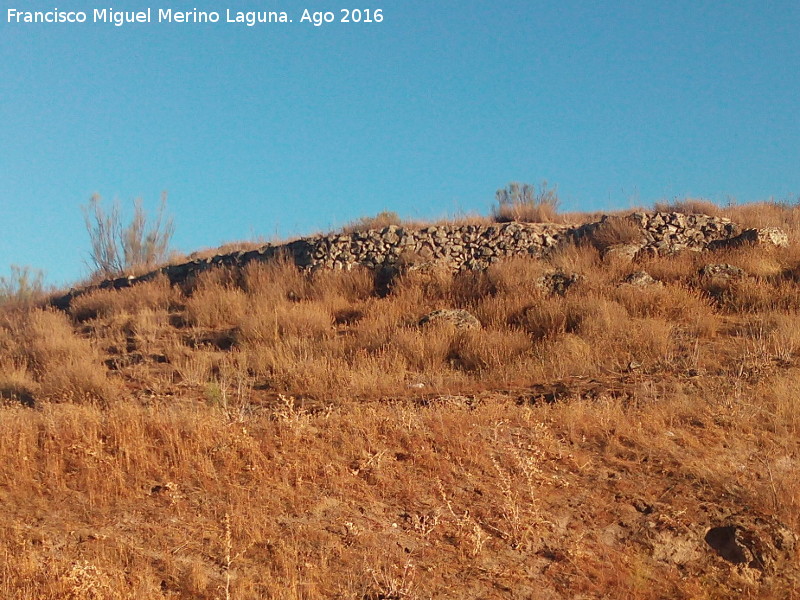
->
xmin=704 ymin=513 xmax=796 ymax=574
xmin=622 ymin=271 xmax=662 ymax=287
xmin=698 ymin=263 xmax=747 ymax=281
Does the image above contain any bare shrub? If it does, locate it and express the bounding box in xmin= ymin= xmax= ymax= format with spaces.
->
xmin=342 ymin=211 xmax=403 ymax=233
xmin=0 ymin=265 xmax=46 ymax=309
xmin=83 ymin=193 xmax=174 ymax=278
xmin=492 ymin=181 xmax=560 ymax=223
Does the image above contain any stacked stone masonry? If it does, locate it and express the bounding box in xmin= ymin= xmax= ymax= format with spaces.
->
xmin=51 ymin=212 xmax=789 ymax=309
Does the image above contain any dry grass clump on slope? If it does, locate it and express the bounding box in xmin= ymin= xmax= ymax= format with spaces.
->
xmin=0 ymin=309 xmax=116 ymax=404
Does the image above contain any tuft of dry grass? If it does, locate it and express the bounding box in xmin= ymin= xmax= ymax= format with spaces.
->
xmin=587 ymin=216 xmax=645 ymax=251
xmin=0 ymin=309 xmax=116 ymax=404
xmin=342 ymin=211 xmax=404 ymax=233
xmin=654 ymin=197 xmax=725 ymax=216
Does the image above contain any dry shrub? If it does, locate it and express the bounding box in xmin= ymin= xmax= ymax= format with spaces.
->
xmin=307 ymin=266 xmax=376 ymax=303
xmin=516 ymin=295 xmax=631 ymax=344
xmin=0 ymin=360 xmax=37 ymax=406
xmin=445 ymin=328 xmax=531 ymax=374
xmin=344 ymin=346 xmax=410 ymax=396
xmin=184 ymin=278 xmax=248 ymax=329
xmin=760 ymin=372 xmax=800 ymax=439
xmin=653 ymin=197 xmax=723 ymax=216
xmin=725 ymin=251 xmax=783 ymax=279
xmin=493 ymin=201 xmax=559 ymax=224
xmin=710 ymin=277 xmax=800 ymax=313
xmin=166 ymin=344 xmax=215 ymax=386
xmin=123 ymin=308 xmax=171 ymax=345
xmin=635 ymin=251 xmax=704 ymax=284
xmin=472 ymin=294 xmax=534 ymax=330
xmin=247 ymin=338 xmax=350 ymax=396
xmin=181 ymin=265 xmax=242 ymax=296
xmin=484 ymin=257 xmax=551 ymax=298
xmin=342 ymin=211 xmax=403 ymax=233
xmin=70 ymin=275 xmax=176 ymax=321
xmin=737 ymin=311 xmax=800 ymax=363
xmin=514 ymin=296 xmax=568 ymax=340
xmin=569 ymin=297 xmax=673 ymax=368
xmin=492 ymin=182 xmax=561 ymax=224
xmin=238 ymin=302 xmax=333 ymax=346
xmin=242 ymin=258 xmax=310 ymax=303
xmin=546 ymin=242 xmax=600 ymax=275
xmin=613 ymin=282 xmax=716 ymax=324
xmin=0 ymin=310 xmax=115 ymax=403
xmin=519 ymin=295 xmax=673 ymax=372
xmin=389 ymin=266 xmax=456 ymax=306
xmin=562 ymin=296 xmax=630 ymax=339
xmin=587 ymin=216 xmax=644 ymax=251
xmin=392 ymin=325 xmax=456 ymax=373
xmin=726 ymin=200 xmax=800 ymax=233
xmin=536 ymin=333 xmax=597 ymax=378
xmin=0 ymin=265 xmax=46 ymax=309
xmin=618 ymin=318 xmax=674 ymax=367
xmin=703 ymin=245 xmax=786 ymax=279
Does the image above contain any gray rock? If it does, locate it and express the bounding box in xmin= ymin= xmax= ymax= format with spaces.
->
xmin=708 ymin=227 xmax=789 ymax=250
xmin=418 ymin=309 xmax=481 ymax=331
xmin=536 ymin=271 xmax=582 ymax=296
xmin=699 ymin=263 xmax=746 ymax=281
xmin=623 ymin=271 xmax=662 ymax=287
xmin=603 ymin=243 xmax=643 ymax=263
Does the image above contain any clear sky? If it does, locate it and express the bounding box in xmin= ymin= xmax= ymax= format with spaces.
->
xmin=1 ymin=1 xmax=798 ymax=285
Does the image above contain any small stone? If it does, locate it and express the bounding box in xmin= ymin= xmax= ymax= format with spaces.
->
xmin=418 ymin=309 xmax=481 ymax=331
xmin=536 ymin=271 xmax=582 ymax=296
xmin=623 ymin=271 xmax=662 ymax=287
xmin=698 ymin=263 xmax=746 ymax=280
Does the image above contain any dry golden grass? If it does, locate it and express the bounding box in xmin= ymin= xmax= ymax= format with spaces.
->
xmin=492 ymin=200 xmax=561 ymax=224
xmin=4 ymin=204 xmax=800 ymax=597
xmin=654 ymin=197 xmax=726 ymax=217
xmin=586 ymin=216 xmax=645 ymax=251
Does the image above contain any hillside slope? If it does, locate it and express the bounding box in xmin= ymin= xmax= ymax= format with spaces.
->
xmin=1 ymin=205 xmax=799 ymax=598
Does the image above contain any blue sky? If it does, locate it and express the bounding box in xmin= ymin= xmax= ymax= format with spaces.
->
xmin=1 ymin=1 xmax=798 ymax=285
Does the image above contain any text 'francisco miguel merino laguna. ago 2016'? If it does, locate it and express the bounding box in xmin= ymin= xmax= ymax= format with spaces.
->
xmin=6 ymin=8 xmax=385 ymax=27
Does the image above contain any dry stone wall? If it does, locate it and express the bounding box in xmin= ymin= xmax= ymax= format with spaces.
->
xmin=51 ymin=212 xmax=788 ymax=309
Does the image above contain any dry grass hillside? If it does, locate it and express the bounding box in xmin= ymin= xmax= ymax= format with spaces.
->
xmin=2 ymin=200 xmax=800 ymax=599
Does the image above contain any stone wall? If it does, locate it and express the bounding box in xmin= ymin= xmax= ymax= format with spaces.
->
xmin=50 ymin=212 xmax=788 ymax=309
